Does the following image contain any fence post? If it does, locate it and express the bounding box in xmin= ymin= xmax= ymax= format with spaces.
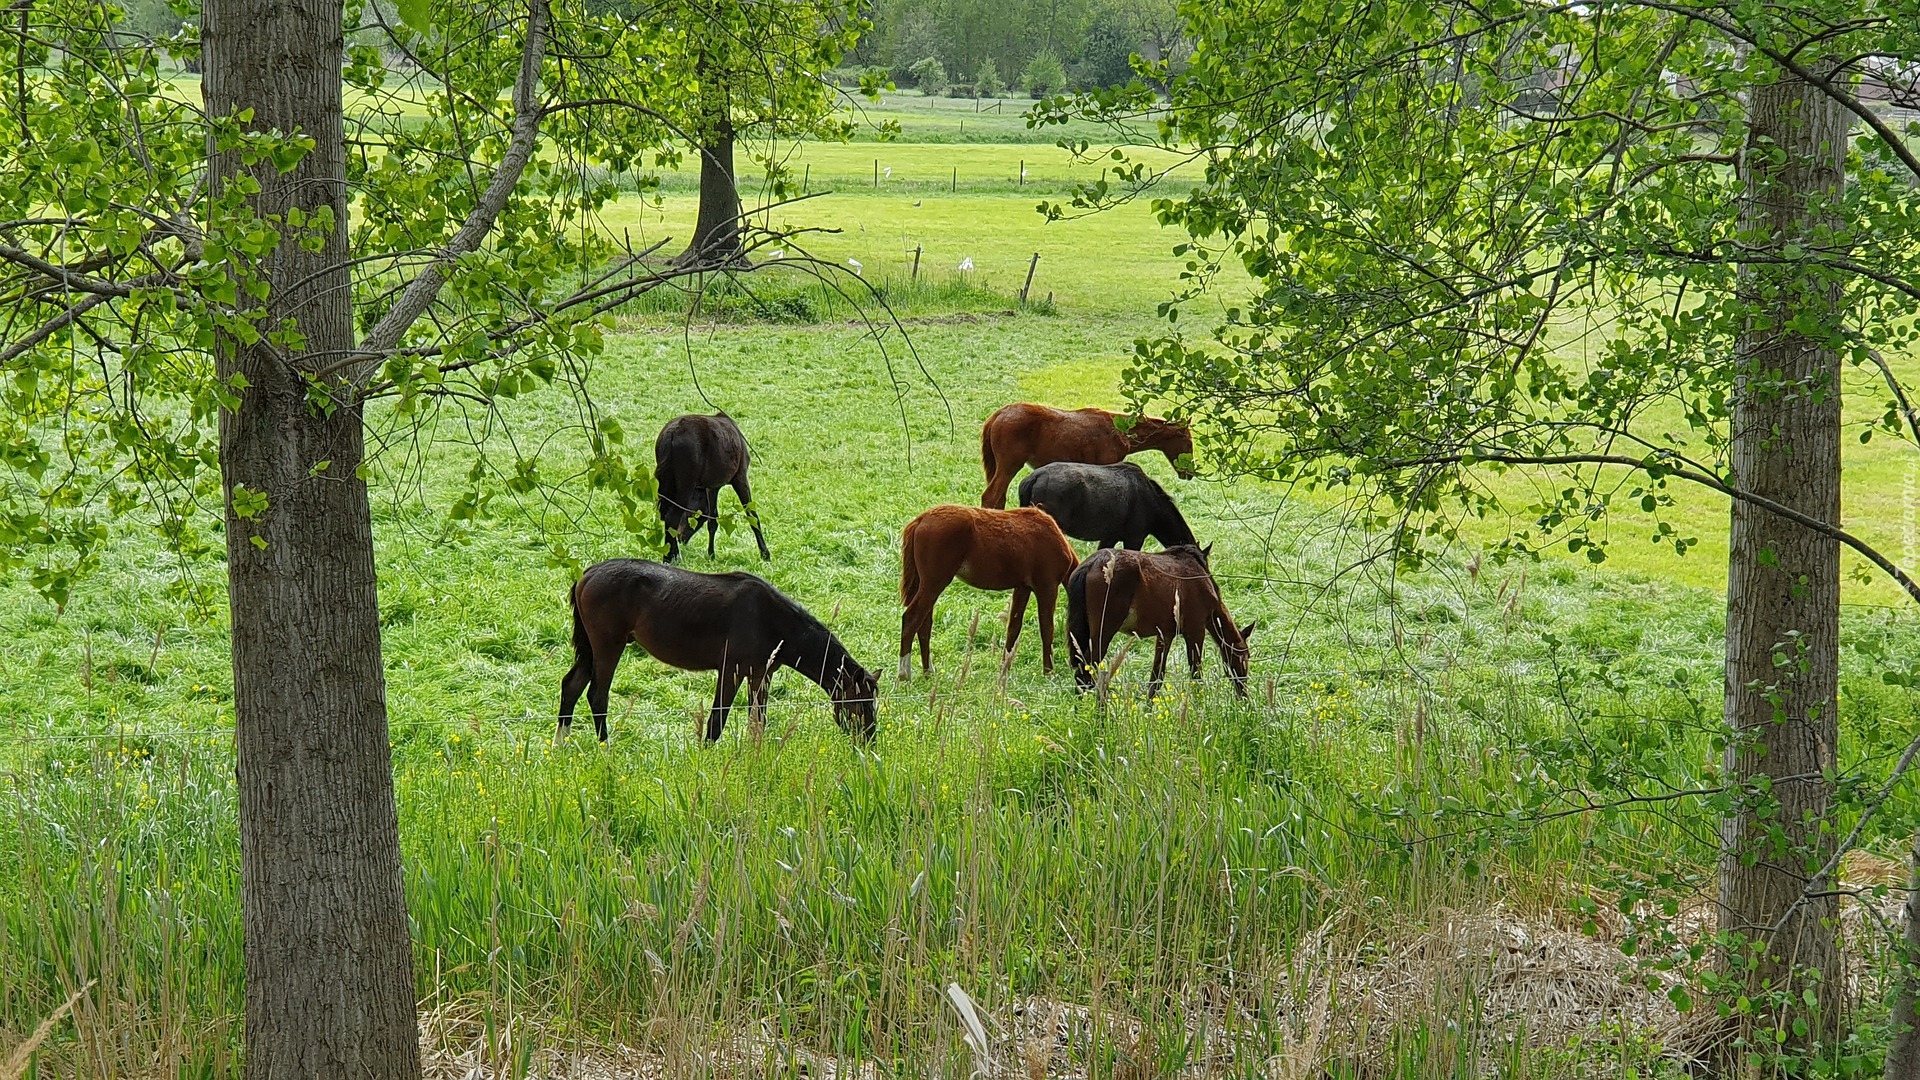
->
xmin=912 ymin=245 xmax=923 ymax=281
xmin=951 ymin=167 xmax=957 ymax=193
xmin=1020 ymin=252 xmax=1040 ymax=303
xmin=802 ymin=163 xmax=810 ymax=194
xmin=874 ymin=159 xmax=879 ymax=188
xmin=1018 ymin=159 xmax=1024 ymax=186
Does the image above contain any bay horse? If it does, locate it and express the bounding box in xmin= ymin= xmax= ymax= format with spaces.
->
xmin=558 ymin=559 xmax=878 ymax=743
xmin=655 ymin=412 xmax=770 ymax=562
xmin=979 ymin=403 xmax=1194 ymax=509
xmin=1066 ymin=545 xmax=1257 ymax=699
xmin=1018 ymin=461 xmax=1197 ymax=550
xmin=898 ymin=505 xmax=1079 ymax=681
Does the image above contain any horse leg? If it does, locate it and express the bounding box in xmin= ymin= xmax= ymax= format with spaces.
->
xmin=747 ymin=672 xmax=771 ymax=741
xmin=662 ymin=502 xmax=682 ymax=563
xmin=703 ymin=487 xmax=720 ymax=558
xmin=1037 ymin=582 xmax=1060 ymax=675
xmin=586 ymin=635 xmax=624 ymax=743
xmin=1004 ymin=587 xmax=1031 ymax=670
xmin=705 ymin=669 xmax=744 ymax=742
xmin=906 ymin=569 xmax=955 ymax=678
xmin=557 ymin=657 xmax=591 ymax=742
xmin=981 ymin=460 xmax=1017 ymax=510
xmin=1147 ymin=634 xmax=1172 ymax=700
xmin=1186 ymin=629 xmax=1206 ymax=680
xmin=898 ymin=602 xmax=916 ymax=682
xmin=733 ymin=474 xmax=771 ymax=560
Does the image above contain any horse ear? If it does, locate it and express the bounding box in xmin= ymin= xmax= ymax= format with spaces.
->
xmin=1239 ymin=620 xmax=1257 ymax=641
xmin=1201 ymin=543 xmax=1213 ymax=561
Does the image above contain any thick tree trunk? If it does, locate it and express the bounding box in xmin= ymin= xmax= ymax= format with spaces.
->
xmin=202 ymin=1 xmax=420 ymax=1077
xmin=1718 ymin=68 xmax=1849 ymax=1054
xmin=1889 ymin=827 xmax=1920 ymax=1078
xmin=675 ymin=53 xmax=745 ymax=268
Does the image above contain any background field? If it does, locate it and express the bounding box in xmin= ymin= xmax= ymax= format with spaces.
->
xmin=5 ymin=90 xmax=1920 ymax=1076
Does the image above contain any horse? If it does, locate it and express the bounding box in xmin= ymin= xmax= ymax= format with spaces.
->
xmin=1065 ymin=544 xmax=1256 ymax=699
xmin=979 ymin=403 xmax=1194 ymax=509
xmin=1018 ymin=461 xmax=1197 ymax=550
xmin=655 ymin=412 xmax=770 ymax=562
xmin=898 ymin=505 xmax=1079 ymax=681
xmin=557 ymin=559 xmax=878 ymax=743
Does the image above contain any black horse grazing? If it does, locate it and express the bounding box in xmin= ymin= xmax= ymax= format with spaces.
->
xmin=1018 ymin=461 xmax=1196 ymax=550
xmin=655 ymin=412 xmax=770 ymax=562
xmin=557 ymin=559 xmax=878 ymax=743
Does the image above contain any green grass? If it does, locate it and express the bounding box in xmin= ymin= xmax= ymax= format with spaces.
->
xmin=3 ymin=124 xmax=1919 ymax=1076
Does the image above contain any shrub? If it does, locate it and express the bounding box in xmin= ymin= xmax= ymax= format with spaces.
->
xmin=907 ymin=56 xmax=947 ymax=97
xmin=1022 ymin=49 xmax=1066 ymax=97
xmin=974 ymin=57 xmax=1005 ymax=99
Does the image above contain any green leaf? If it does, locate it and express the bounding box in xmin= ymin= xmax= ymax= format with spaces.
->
xmin=397 ymin=0 xmax=433 ymax=33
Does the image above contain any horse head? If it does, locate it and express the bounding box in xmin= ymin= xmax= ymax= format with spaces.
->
xmin=1213 ymin=617 xmax=1256 ymax=695
xmin=830 ymin=661 xmax=879 ymax=741
xmin=1135 ymin=417 xmax=1195 ymax=479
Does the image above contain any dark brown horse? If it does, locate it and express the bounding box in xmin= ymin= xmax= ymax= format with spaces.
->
xmin=1066 ymin=544 xmax=1256 ymax=699
xmin=979 ymin=403 xmax=1194 ymax=509
xmin=558 ymin=559 xmax=877 ymax=743
xmin=655 ymin=412 xmax=770 ymax=562
xmin=898 ymin=505 xmax=1079 ymax=680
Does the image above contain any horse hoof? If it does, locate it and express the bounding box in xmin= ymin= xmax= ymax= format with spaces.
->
xmin=897 ymin=657 xmax=912 ymax=682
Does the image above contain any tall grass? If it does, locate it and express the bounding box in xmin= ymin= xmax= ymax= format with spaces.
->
xmin=4 ymin=648 xmax=1724 ymax=1077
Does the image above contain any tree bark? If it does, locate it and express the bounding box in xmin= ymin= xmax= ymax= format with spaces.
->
xmin=1889 ymin=827 xmax=1920 ymax=1078
xmin=675 ymin=50 xmax=745 ymax=268
xmin=1718 ymin=67 xmax=1849 ymax=1055
xmin=202 ymin=0 xmax=420 ymax=1076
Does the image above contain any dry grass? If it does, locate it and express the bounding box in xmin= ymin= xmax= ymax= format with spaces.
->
xmin=406 ymin=904 xmax=1725 ymax=1080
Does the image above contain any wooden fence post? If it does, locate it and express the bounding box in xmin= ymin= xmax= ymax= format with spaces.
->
xmin=1020 ymin=252 xmax=1040 ymax=303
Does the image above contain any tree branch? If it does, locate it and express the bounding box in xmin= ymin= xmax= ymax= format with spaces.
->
xmin=353 ymin=0 xmax=551 ymax=373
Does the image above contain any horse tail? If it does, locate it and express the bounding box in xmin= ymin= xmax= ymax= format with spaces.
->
xmin=980 ymin=418 xmax=996 ymax=482
xmin=1066 ymin=559 xmax=1093 ymax=682
xmin=900 ymin=519 xmax=922 ymax=604
xmin=569 ymin=580 xmax=593 ymax=676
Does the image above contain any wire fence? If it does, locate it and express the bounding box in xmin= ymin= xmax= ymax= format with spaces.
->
xmin=6 ymin=639 xmax=1720 ymax=746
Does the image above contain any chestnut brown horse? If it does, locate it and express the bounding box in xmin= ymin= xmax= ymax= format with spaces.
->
xmin=1066 ymin=544 xmax=1256 ymax=699
xmin=558 ymin=559 xmax=878 ymax=743
xmin=979 ymin=403 xmax=1195 ymax=509
xmin=898 ymin=505 xmax=1079 ymax=680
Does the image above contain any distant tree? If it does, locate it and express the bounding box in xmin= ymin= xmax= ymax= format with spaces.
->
xmin=1022 ymin=47 xmax=1066 ymax=96
xmin=887 ymin=8 xmax=945 ymax=81
xmin=663 ymin=0 xmax=865 ymax=268
xmin=974 ymin=56 xmax=1005 ymax=98
xmin=908 ymin=55 xmax=947 ymax=96
xmin=1072 ymin=5 xmax=1135 ymax=88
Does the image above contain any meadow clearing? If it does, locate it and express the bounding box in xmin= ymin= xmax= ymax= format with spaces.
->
xmin=4 ymin=92 xmax=1920 ymax=1077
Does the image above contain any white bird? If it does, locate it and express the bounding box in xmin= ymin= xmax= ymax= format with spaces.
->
xmin=884 ymin=166 xmax=893 ymax=178
xmin=768 ymin=249 xmax=785 ymax=260
xmin=848 ymin=257 xmax=863 ymax=275
xmin=957 ymin=257 xmax=974 ymax=271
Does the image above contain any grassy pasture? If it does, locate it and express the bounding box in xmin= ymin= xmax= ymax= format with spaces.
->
xmin=4 ymin=88 xmax=1920 ymax=1075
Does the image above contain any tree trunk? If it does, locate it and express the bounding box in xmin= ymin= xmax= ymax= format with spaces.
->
xmin=1889 ymin=827 xmax=1920 ymax=1078
xmin=675 ymin=51 xmax=745 ymax=268
xmin=202 ymin=0 xmax=420 ymax=1076
xmin=1718 ymin=67 xmax=1849 ymax=1055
